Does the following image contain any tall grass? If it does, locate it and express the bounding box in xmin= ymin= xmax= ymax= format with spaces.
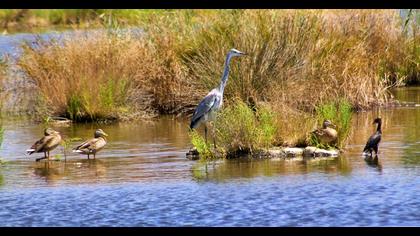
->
xmin=17 ymin=30 xmax=183 ymax=120
xmin=13 ymin=10 xmax=419 ymax=129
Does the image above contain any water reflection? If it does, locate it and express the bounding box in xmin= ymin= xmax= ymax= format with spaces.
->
xmin=30 ymin=159 xmax=109 ymax=185
xmin=191 ymin=156 xmax=353 ymax=182
xmin=364 ymin=156 xmax=383 ymax=173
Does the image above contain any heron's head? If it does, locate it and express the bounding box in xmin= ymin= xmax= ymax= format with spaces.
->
xmin=323 ymin=120 xmax=336 ymax=129
xmin=44 ymin=128 xmax=59 ymax=136
xmin=94 ymin=129 xmax=108 ymax=138
xmin=373 ymin=117 xmax=382 ymax=124
xmin=229 ymin=48 xmax=247 ymax=57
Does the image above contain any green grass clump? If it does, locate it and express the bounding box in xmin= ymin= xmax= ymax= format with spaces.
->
xmin=214 ymin=100 xmax=277 ymax=157
xmin=311 ymin=98 xmax=353 ymax=149
xmin=189 ymin=129 xmax=214 ymax=159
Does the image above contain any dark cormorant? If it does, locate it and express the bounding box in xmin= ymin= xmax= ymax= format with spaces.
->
xmin=363 ymin=117 xmax=382 ymax=157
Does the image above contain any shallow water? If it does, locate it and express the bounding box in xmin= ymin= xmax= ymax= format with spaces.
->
xmin=0 ymin=88 xmax=419 ymax=226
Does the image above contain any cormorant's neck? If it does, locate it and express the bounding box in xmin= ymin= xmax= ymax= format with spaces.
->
xmin=218 ymin=53 xmax=234 ymax=93
xmin=376 ymin=122 xmax=382 ymax=133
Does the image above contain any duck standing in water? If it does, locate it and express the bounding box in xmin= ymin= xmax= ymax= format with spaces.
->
xmin=73 ymin=129 xmax=108 ymax=159
xmin=312 ymin=120 xmax=338 ymax=146
xmin=26 ymin=128 xmax=62 ymax=162
xmin=363 ymin=118 xmax=382 ymax=157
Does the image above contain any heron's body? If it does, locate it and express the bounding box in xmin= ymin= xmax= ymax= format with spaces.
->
xmin=312 ymin=120 xmax=338 ymax=145
xmin=363 ymin=118 xmax=382 ymax=156
xmin=189 ymin=48 xmax=246 ymax=146
xmin=190 ymin=88 xmax=223 ymax=129
xmin=73 ymin=129 xmax=108 ymax=159
xmin=26 ymin=128 xmax=62 ymax=162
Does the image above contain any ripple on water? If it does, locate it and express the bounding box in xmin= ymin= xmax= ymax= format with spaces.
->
xmin=0 ymin=89 xmax=419 ymax=226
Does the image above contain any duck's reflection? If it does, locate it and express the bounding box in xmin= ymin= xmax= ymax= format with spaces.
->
xmin=32 ymin=159 xmax=108 ymax=184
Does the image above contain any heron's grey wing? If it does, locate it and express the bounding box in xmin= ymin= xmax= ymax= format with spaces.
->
xmin=190 ymin=93 xmax=218 ymax=129
xmin=363 ymin=132 xmax=381 ymax=151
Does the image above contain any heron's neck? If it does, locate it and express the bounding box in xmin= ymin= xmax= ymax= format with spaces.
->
xmin=218 ymin=53 xmax=233 ymax=93
xmin=376 ymin=122 xmax=382 ymax=133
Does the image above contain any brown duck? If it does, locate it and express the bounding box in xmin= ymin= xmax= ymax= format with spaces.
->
xmin=312 ymin=120 xmax=338 ymax=146
xmin=72 ymin=129 xmax=108 ymax=159
xmin=26 ymin=128 xmax=62 ymax=162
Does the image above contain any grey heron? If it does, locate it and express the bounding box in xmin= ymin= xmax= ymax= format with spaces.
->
xmin=363 ymin=117 xmax=382 ymax=157
xmin=189 ymin=48 xmax=247 ymax=146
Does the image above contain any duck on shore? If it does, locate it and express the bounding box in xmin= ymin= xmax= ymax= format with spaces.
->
xmin=72 ymin=129 xmax=108 ymax=159
xmin=311 ymin=119 xmax=338 ymax=146
xmin=26 ymin=128 xmax=62 ymax=162
xmin=363 ymin=117 xmax=382 ymax=157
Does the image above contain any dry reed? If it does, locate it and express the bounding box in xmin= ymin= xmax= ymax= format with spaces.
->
xmin=14 ymin=10 xmax=418 ymax=135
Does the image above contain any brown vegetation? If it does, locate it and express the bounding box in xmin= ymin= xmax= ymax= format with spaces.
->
xmin=12 ymin=10 xmax=419 ymax=148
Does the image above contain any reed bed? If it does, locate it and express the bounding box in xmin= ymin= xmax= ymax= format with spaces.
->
xmin=0 ymin=10 xmax=165 ymax=30
xmin=12 ymin=10 xmax=419 ymax=151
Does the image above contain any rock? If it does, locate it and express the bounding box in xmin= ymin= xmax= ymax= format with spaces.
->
xmin=314 ymin=149 xmax=339 ymax=157
xmin=266 ymin=148 xmax=286 ymax=158
xmin=186 ymin=148 xmax=200 ymax=160
xmin=284 ymin=147 xmax=304 ymax=157
xmin=303 ymin=146 xmax=317 ymax=157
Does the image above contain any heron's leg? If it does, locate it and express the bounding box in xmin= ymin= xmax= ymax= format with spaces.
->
xmin=93 ymin=153 xmax=96 ymax=159
xmin=87 ymin=154 xmax=90 ymax=160
xmin=212 ymin=123 xmax=217 ymax=148
xmin=204 ymin=125 xmax=208 ymax=144
xmin=48 ymin=151 xmax=50 ymax=161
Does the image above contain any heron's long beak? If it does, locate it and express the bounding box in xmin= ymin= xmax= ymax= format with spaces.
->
xmin=102 ymin=132 xmax=108 ymax=137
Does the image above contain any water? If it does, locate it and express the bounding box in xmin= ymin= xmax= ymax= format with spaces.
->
xmin=0 ymin=31 xmax=419 ymax=226
xmin=0 ymin=88 xmax=418 ymax=226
